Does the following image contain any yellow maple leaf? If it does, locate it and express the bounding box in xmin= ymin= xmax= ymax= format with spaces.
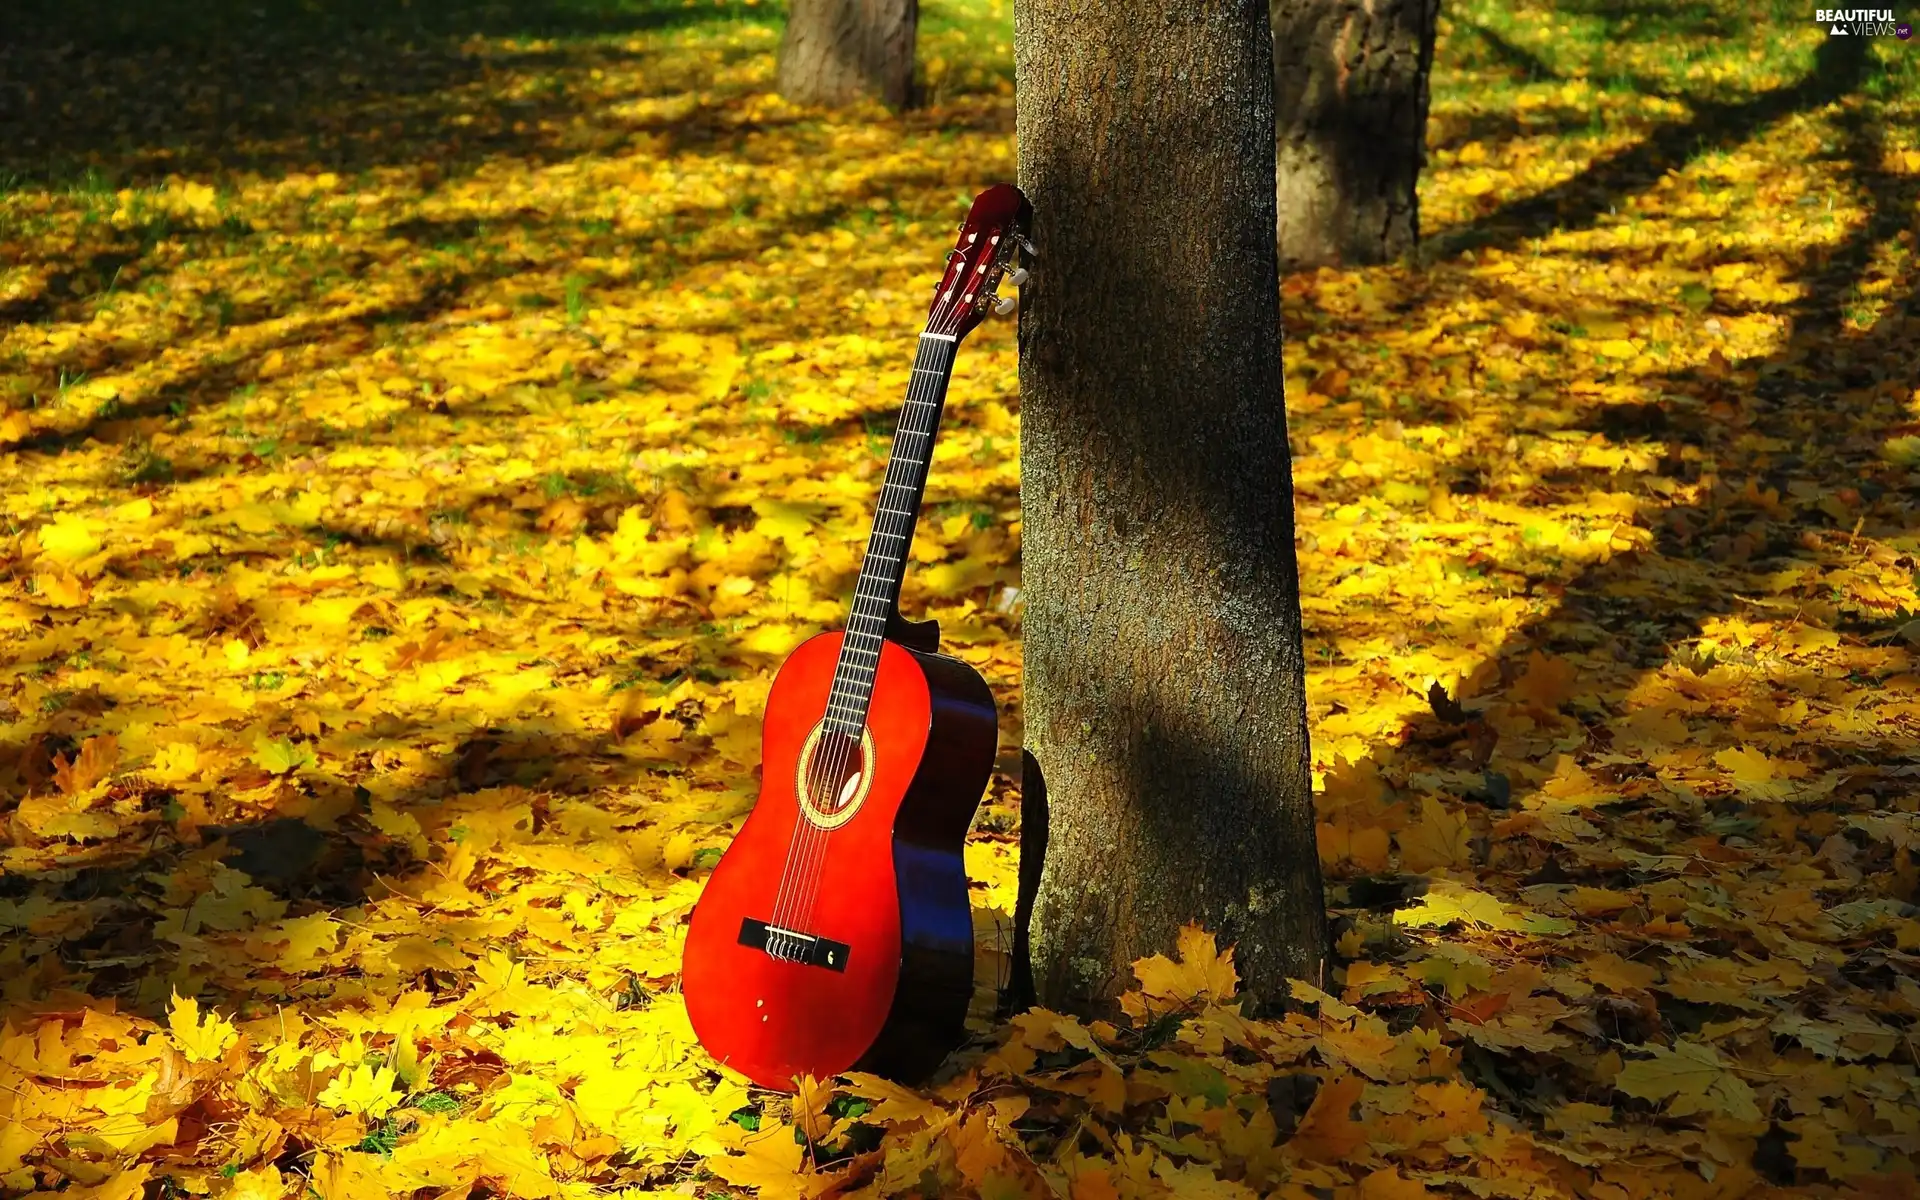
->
xmin=1585 ymin=952 xmax=1659 ymax=993
xmin=1566 ymin=887 xmax=1635 ymax=917
xmin=310 ymin=1149 xmax=391 ymax=1200
xmin=36 ymin=514 xmax=102 ymax=565
xmin=53 ymin=734 xmax=118 ymax=797
xmin=1510 ymin=651 xmax=1577 ymax=710
xmin=1151 ymin=1156 xmax=1259 ymax=1199
xmin=1397 ymin=798 xmax=1471 ymax=873
xmin=1614 ymin=1039 xmax=1759 ymax=1121
xmin=223 ymin=1167 xmax=286 ymax=1200
xmin=1713 ymin=746 xmax=1809 ymax=800
xmin=15 ymin=791 xmax=120 ymax=841
xmin=317 ymin=1061 xmax=401 ymax=1118
xmin=1412 ymin=949 xmax=1492 ymax=1000
xmin=1067 ymin=1164 xmax=1122 ymax=1200
xmin=54 ymin=1164 xmax=153 ymax=1200
xmin=0 ymin=1120 xmax=37 ymax=1174
xmin=168 ymin=991 xmax=238 ymax=1063
xmin=1393 ymin=881 xmax=1569 ymax=933
xmin=793 ymin=1074 xmax=838 ymax=1144
xmin=468 ymin=949 xmax=543 ymax=1016
xmin=146 ymin=742 xmax=201 ymax=785
xmin=703 ymin=1123 xmax=808 ymax=1196
xmin=252 ymin=735 xmax=315 ymax=776
xmin=752 ymin=499 xmax=818 ymax=551
xmin=1286 ymin=1073 xmax=1367 ymax=1162
xmin=1317 ymin=819 xmax=1392 ymax=875
xmin=1123 ymin=924 xmax=1238 ymax=1015
xmin=705 ymin=701 xmax=766 ymax=767
xmin=838 ymin=1071 xmax=947 ymax=1128
xmin=31 ymin=569 xmax=89 ymax=607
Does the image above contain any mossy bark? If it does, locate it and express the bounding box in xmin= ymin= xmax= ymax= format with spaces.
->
xmin=1013 ymin=0 xmax=1327 ymax=1014
xmin=1271 ymin=0 xmax=1440 ymax=269
xmin=776 ymin=0 xmax=918 ymax=110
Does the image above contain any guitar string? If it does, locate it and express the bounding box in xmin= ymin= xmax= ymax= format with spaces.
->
xmin=771 ymin=320 xmax=953 ymax=952
xmin=784 ymin=325 xmax=955 ymax=951
xmin=765 ymin=319 xmax=949 ymax=954
xmin=765 ymin=239 xmax=1001 ymax=961
xmin=783 ymin=251 xmax=999 ymax=951
xmin=781 ymin=289 xmax=973 ymax=953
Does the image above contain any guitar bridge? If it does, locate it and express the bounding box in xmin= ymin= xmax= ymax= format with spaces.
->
xmin=738 ymin=918 xmax=850 ymax=972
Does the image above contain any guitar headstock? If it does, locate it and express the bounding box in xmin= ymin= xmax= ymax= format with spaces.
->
xmin=925 ymin=183 xmax=1033 ymax=343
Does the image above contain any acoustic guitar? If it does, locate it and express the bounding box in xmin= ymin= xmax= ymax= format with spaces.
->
xmin=680 ymin=184 xmax=1032 ymax=1091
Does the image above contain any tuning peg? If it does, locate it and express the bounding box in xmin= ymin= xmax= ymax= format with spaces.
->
xmin=1006 ymin=267 xmax=1030 ymax=287
xmin=993 ymin=294 xmax=1018 ymax=317
xmin=1016 ymin=234 xmax=1036 ymax=258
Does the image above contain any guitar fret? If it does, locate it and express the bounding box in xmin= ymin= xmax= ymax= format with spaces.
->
xmin=919 ymin=331 xmax=957 ymax=342
xmin=876 ymin=505 xmax=914 ymax=517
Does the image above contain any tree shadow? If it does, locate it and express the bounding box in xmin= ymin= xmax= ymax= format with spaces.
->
xmin=1426 ymin=33 xmax=1872 ymax=259
xmin=1449 ymin=20 xmax=1561 ymax=85
xmin=1312 ymin=20 xmax=1920 ymax=928
xmin=0 ymin=702 xmax=703 ymax=1031
xmin=1 ymin=185 xmax=867 ymax=456
xmin=1411 ymin=32 xmax=1912 ymax=704
xmin=0 ymin=0 xmax=776 ymax=190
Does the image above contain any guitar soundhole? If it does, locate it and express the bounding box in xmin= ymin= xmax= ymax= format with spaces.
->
xmin=810 ymin=731 xmax=866 ymax=814
xmin=796 ymin=723 xmax=875 ymax=830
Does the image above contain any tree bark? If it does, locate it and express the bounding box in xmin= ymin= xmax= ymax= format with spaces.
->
xmin=776 ymin=0 xmax=918 ymax=110
xmin=1271 ymin=0 xmax=1440 ymax=269
xmin=1014 ymin=0 xmax=1327 ymax=1014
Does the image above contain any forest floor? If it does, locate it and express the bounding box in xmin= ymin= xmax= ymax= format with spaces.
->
xmin=1 ymin=0 xmax=1918 ymax=1197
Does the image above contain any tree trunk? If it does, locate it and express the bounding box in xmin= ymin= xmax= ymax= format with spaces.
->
xmin=776 ymin=0 xmax=918 ymax=110
xmin=1271 ymin=0 xmax=1440 ymax=269
xmin=1014 ymin=0 xmax=1327 ymax=1014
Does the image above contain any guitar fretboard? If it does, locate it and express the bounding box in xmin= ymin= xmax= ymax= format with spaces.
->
xmin=823 ymin=332 xmax=957 ymax=734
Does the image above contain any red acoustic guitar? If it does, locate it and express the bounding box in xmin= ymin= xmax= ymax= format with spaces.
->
xmin=680 ymin=184 xmax=1032 ymax=1091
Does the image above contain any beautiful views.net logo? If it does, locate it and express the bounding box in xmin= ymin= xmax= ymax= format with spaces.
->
xmin=1815 ymin=7 xmax=1913 ymax=35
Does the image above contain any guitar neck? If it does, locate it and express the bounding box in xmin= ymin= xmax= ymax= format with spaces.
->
xmin=824 ymin=332 xmax=958 ymax=734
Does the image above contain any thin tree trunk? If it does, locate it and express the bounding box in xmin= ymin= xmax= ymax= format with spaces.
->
xmin=1271 ymin=0 xmax=1440 ymax=269
xmin=776 ymin=0 xmax=918 ymax=110
xmin=1014 ymin=0 xmax=1327 ymax=1014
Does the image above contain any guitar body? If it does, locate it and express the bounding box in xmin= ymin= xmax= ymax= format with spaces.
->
xmin=682 ymin=632 xmax=997 ymax=1090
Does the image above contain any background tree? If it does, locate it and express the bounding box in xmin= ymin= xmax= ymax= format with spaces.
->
xmin=777 ymin=0 xmax=918 ymax=110
xmin=1014 ymin=0 xmax=1327 ymax=1013
xmin=1271 ymin=0 xmax=1441 ymax=269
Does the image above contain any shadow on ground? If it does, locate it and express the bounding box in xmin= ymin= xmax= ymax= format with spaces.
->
xmin=1305 ymin=27 xmax=1920 ymax=929
xmin=0 ymin=0 xmax=781 ymax=189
